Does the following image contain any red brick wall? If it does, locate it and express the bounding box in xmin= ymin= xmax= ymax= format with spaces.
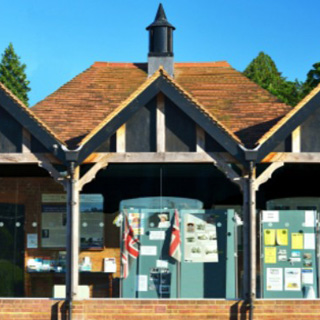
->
xmin=1 ymin=299 xmax=320 ymax=320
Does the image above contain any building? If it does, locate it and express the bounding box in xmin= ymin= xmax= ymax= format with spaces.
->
xmin=1 ymin=4 xmax=320 ymax=320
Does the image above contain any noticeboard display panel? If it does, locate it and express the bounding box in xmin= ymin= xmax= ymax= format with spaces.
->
xmin=261 ymin=210 xmax=318 ymax=298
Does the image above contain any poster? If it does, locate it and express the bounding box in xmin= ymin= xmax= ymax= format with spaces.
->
xmin=264 ymin=229 xmax=276 ymax=246
xmin=291 ymin=233 xmax=303 ymax=250
xmin=41 ymin=194 xmax=103 ymax=248
xmin=129 ymin=212 xmax=145 ymax=235
xmin=302 ymin=268 xmax=313 ymax=285
xmin=304 ymin=233 xmax=315 ymax=250
xmin=184 ymin=213 xmax=218 ymax=263
xmin=27 ymin=233 xmax=38 ymax=249
xmin=262 ymin=211 xmax=279 ymax=223
xmin=304 ymin=211 xmax=315 ymax=227
xmin=137 ymin=275 xmax=148 ymax=292
xmin=284 ymin=268 xmax=301 ymax=291
xmin=266 ymin=268 xmax=283 ymax=291
xmin=278 ymin=249 xmax=287 ymax=262
xmin=149 ymin=231 xmax=165 ymax=240
xmin=265 ymin=247 xmax=277 ymax=264
xmin=141 ymin=246 xmax=157 ymax=256
xmin=148 ymin=212 xmax=170 ymax=229
xmin=276 ymin=229 xmax=288 ymax=246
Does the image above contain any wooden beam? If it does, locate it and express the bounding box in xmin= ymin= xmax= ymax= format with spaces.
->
xmin=22 ymin=128 xmax=31 ymax=153
xmin=82 ymin=152 xmax=237 ymax=164
xmin=156 ymin=93 xmax=165 ymax=152
xmin=196 ymin=125 xmax=205 ymax=152
xmin=116 ymin=124 xmax=126 ymax=152
xmin=292 ymin=127 xmax=300 ymax=152
xmin=262 ymin=152 xmax=320 ymax=163
xmin=0 ymin=152 xmax=60 ymax=164
xmin=254 ymin=162 xmax=284 ymax=191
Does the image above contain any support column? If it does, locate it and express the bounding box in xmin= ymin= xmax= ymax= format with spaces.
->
xmin=242 ymin=162 xmax=256 ymax=307
xmin=66 ymin=162 xmax=80 ymax=318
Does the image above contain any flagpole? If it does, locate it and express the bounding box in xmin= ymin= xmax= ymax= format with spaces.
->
xmin=177 ymin=260 xmax=181 ymax=298
xmin=120 ymin=211 xmax=123 ymax=298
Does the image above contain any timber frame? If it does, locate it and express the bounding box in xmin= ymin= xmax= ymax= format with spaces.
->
xmin=2 ymin=72 xmax=320 ymax=320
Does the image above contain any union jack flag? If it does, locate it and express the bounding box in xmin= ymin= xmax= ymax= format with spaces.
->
xmin=121 ymin=212 xmax=139 ymax=279
xmin=169 ymin=209 xmax=181 ymax=262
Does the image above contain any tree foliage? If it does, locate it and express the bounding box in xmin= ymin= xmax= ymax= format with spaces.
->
xmin=0 ymin=43 xmax=30 ymax=106
xmin=243 ymin=52 xmax=302 ymax=107
xmin=301 ymin=62 xmax=320 ymax=98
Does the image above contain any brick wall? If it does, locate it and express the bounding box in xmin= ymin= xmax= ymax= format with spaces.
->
xmin=1 ymin=299 xmax=320 ymax=320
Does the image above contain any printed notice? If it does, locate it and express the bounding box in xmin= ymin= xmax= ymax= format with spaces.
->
xmin=137 ymin=275 xmax=148 ymax=292
xmin=291 ymin=233 xmax=303 ymax=250
xmin=285 ymin=268 xmax=301 ymax=291
xmin=264 ymin=229 xmax=276 ymax=246
xmin=304 ymin=211 xmax=315 ymax=227
xmin=140 ymin=246 xmax=157 ymax=256
xmin=304 ymin=233 xmax=315 ymax=250
xmin=276 ymin=229 xmax=288 ymax=246
xmin=266 ymin=268 xmax=283 ymax=291
xmin=265 ymin=247 xmax=277 ymax=264
xmin=262 ymin=211 xmax=279 ymax=223
xmin=156 ymin=260 xmax=169 ymax=268
xmin=149 ymin=231 xmax=165 ymax=240
xmin=27 ymin=234 xmax=38 ymax=249
xmin=302 ymin=268 xmax=314 ymax=285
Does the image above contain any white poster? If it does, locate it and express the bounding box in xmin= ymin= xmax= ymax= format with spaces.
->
xmin=140 ymin=246 xmax=157 ymax=256
xmin=285 ymin=268 xmax=301 ymax=291
xmin=184 ymin=213 xmax=218 ymax=263
xmin=304 ymin=233 xmax=315 ymax=250
xmin=156 ymin=260 xmax=169 ymax=268
xmin=262 ymin=211 xmax=279 ymax=223
xmin=27 ymin=233 xmax=38 ymax=249
xmin=266 ymin=268 xmax=283 ymax=291
xmin=304 ymin=211 xmax=315 ymax=227
xmin=149 ymin=231 xmax=165 ymax=240
xmin=136 ymin=275 xmax=148 ymax=292
xmin=302 ymin=268 xmax=314 ymax=285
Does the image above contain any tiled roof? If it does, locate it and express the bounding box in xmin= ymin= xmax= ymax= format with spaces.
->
xmin=0 ymin=82 xmax=64 ymax=145
xmin=32 ymin=62 xmax=292 ymax=149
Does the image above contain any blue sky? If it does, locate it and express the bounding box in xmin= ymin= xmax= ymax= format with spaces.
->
xmin=1 ymin=0 xmax=319 ymax=106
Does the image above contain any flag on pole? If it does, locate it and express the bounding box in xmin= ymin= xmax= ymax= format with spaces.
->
xmin=121 ymin=212 xmax=139 ymax=278
xmin=169 ymin=209 xmax=181 ymax=262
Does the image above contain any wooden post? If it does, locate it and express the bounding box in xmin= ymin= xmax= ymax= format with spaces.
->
xmin=157 ymin=93 xmax=165 ymax=152
xmin=242 ymin=162 xmax=256 ymax=305
xmin=66 ymin=162 xmax=80 ymax=319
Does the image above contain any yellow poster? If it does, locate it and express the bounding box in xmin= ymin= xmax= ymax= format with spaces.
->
xmin=291 ymin=233 xmax=304 ymax=250
xmin=264 ymin=229 xmax=276 ymax=246
xmin=265 ymin=247 xmax=277 ymax=264
xmin=276 ymin=229 xmax=288 ymax=246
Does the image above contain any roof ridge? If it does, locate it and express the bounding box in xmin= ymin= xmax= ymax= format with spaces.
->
xmin=0 ymin=82 xmax=65 ymax=145
xmin=92 ymin=62 xmax=147 ymax=68
xmin=175 ymin=61 xmax=231 ymax=67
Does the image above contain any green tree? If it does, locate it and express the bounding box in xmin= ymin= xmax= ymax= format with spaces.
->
xmin=301 ymin=62 xmax=320 ymax=98
xmin=0 ymin=43 xmax=30 ymax=106
xmin=243 ymin=52 xmax=302 ymax=107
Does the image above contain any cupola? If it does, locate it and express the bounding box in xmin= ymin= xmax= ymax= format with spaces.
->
xmin=146 ymin=4 xmax=175 ymax=77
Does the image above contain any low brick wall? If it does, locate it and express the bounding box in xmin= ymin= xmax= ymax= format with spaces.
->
xmin=1 ymin=299 xmax=320 ymax=320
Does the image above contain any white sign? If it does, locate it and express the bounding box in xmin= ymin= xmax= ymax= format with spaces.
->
xmin=262 ymin=211 xmax=279 ymax=223
xmin=27 ymin=234 xmax=38 ymax=249
xmin=149 ymin=231 xmax=165 ymax=240
xmin=137 ymin=275 xmax=148 ymax=292
xmin=104 ymin=258 xmax=117 ymax=273
xmin=302 ymin=268 xmax=314 ymax=285
xmin=266 ymin=268 xmax=283 ymax=291
xmin=304 ymin=211 xmax=315 ymax=227
xmin=304 ymin=233 xmax=315 ymax=250
xmin=285 ymin=268 xmax=301 ymax=291
xmin=140 ymin=246 xmax=157 ymax=256
xmin=156 ymin=260 xmax=169 ymax=268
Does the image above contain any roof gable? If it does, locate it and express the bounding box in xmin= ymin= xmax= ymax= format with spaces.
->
xmin=31 ymin=61 xmax=292 ymax=151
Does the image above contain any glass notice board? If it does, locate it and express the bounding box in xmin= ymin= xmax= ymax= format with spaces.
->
xmin=260 ymin=210 xmax=319 ymax=298
xmin=120 ymin=197 xmax=237 ymax=299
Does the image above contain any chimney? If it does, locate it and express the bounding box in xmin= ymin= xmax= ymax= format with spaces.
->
xmin=146 ymin=4 xmax=175 ymax=77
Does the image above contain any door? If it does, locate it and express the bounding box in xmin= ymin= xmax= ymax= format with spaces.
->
xmin=0 ymin=203 xmax=25 ymax=297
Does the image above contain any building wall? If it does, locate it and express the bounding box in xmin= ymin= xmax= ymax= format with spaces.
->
xmin=1 ymin=299 xmax=320 ymax=320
